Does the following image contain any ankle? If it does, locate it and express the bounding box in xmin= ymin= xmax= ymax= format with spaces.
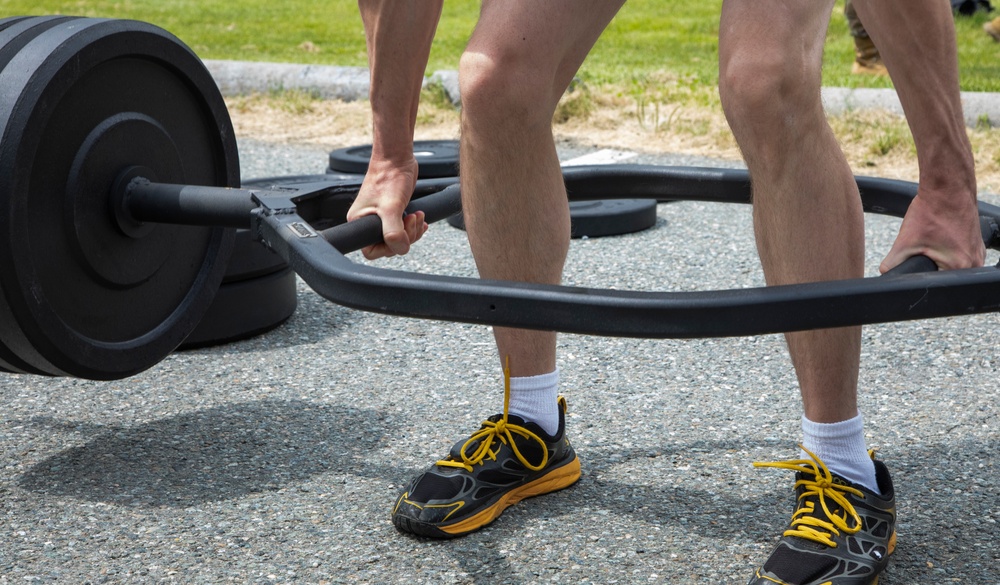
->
xmin=801 ymin=411 xmax=880 ymax=494
xmin=507 ymin=369 xmax=560 ymax=435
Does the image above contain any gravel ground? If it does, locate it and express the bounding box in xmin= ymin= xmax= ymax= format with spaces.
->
xmin=2 ymin=138 xmax=1000 ymax=584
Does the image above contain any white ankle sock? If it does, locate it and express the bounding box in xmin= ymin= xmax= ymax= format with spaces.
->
xmin=507 ymin=369 xmax=560 ymax=436
xmin=801 ymin=411 xmax=880 ymax=494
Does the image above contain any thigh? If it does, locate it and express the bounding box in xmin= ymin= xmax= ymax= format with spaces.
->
xmin=468 ymin=0 xmax=625 ymax=91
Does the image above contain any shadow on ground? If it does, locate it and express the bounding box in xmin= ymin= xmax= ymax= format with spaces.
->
xmin=17 ymin=398 xmax=389 ymax=507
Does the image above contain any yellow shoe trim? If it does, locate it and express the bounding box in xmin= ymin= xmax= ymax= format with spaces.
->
xmin=438 ymin=455 xmax=581 ymax=536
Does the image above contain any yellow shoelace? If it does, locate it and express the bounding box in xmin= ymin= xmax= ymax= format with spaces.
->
xmin=753 ymin=446 xmax=865 ymax=548
xmin=436 ymin=358 xmax=550 ymax=473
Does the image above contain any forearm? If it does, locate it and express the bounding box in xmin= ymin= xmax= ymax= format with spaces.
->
xmin=358 ymin=0 xmax=443 ymax=163
xmin=854 ymin=0 xmax=985 ymax=270
xmin=852 ymin=0 xmax=975 ymax=198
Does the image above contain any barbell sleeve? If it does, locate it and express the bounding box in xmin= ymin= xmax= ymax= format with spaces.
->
xmin=125 ymin=178 xmax=257 ymax=229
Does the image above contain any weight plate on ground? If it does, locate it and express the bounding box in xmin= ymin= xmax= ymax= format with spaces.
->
xmin=327 ymin=139 xmax=460 ymax=178
xmin=566 ymin=199 xmax=658 ymax=238
xmin=174 ymin=228 xmax=293 ymax=349
xmin=447 ymin=199 xmax=658 ymax=239
xmin=0 ymin=18 xmax=239 ymax=380
xmin=223 ymin=228 xmax=288 ymax=283
xmin=179 ymin=267 xmax=297 ymax=349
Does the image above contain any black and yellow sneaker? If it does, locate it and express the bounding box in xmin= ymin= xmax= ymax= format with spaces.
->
xmin=748 ymin=447 xmax=897 ymax=585
xmin=391 ymin=365 xmax=580 ymax=538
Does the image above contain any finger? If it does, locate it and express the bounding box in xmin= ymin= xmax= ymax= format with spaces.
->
xmin=878 ymin=251 xmax=905 ymax=275
xmin=879 ymin=246 xmax=921 ymax=274
xmin=362 ymin=243 xmax=396 ymax=260
xmin=403 ymin=212 xmax=427 ymax=244
xmin=380 ymin=212 xmax=411 ymax=256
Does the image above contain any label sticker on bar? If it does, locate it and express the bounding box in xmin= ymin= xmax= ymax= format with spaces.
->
xmin=288 ymin=222 xmax=318 ymax=238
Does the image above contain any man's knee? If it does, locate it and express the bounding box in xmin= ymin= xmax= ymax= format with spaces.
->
xmin=720 ymin=50 xmax=821 ymax=132
xmin=458 ymin=48 xmax=557 ymax=127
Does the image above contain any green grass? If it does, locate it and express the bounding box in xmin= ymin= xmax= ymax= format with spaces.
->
xmin=4 ymin=0 xmax=1000 ymax=91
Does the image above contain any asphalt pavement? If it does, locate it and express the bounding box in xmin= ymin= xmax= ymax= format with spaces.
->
xmin=2 ymin=133 xmax=1000 ymax=583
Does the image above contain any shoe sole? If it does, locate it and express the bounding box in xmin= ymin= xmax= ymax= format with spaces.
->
xmin=851 ymin=62 xmax=888 ymax=76
xmin=393 ymin=454 xmax=582 ymax=538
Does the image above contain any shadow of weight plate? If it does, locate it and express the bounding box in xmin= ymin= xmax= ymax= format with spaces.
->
xmin=0 ymin=18 xmax=239 ymax=380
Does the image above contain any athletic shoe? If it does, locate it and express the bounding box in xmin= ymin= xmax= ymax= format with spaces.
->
xmin=985 ymin=17 xmax=1000 ymax=41
xmin=748 ymin=447 xmax=897 ymax=585
xmin=391 ymin=368 xmax=581 ymax=538
xmin=852 ymin=36 xmax=888 ymax=77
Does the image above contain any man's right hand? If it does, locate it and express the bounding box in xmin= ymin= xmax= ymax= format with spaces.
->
xmin=346 ymin=156 xmax=428 ymax=260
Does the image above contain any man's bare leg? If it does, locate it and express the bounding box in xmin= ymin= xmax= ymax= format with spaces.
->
xmin=459 ymin=0 xmax=624 ymax=380
xmin=720 ymin=0 xmax=863 ymax=428
xmin=389 ymin=0 xmax=624 ymax=539
xmin=721 ymin=3 xmax=902 ymax=581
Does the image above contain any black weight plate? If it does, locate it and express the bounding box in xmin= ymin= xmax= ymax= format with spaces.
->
xmin=224 ymin=229 xmax=287 ymax=283
xmin=566 ymin=199 xmax=658 ymax=238
xmin=0 ymin=17 xmax=78 ymax=64
xmin=0 ymin=341 xmax=51 ymax=376
xmin=0 ymin=16 xmax=85 ymax=374
xmin=447 ymin=199 xmax=658 ymax=239
xmin=0 ymin=18 xmax=239 ymax=380
xmin=0 ymin=16 xmax=33 ymax=32
xmin=179 ymin=267 xmax=297 ymax=349
xmin=327 ymin=139 xmax=460 ymax=178
xmin=244 ymin=173 xmax=360 ymax=187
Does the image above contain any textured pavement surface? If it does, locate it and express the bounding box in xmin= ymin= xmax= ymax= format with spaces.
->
xmin=2 ymin=139 xmax=1000 ymax=583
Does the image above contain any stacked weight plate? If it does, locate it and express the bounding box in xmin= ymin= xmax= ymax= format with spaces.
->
xmin=0 ymin=17 xmax=238 ymax=378
xmin=0 ymin=17 xmax=72 ymax=374
xmin=178 ymin=228 xmax=297 ymax=349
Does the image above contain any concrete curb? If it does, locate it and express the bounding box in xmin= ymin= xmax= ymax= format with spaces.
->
xmin=205 ymin=60 xmax=1000 ymax=127
xmin=822 ymin=86 xmax=1000 ymax=127
xmin=204 ymin=60 xmax=371 ymax=101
